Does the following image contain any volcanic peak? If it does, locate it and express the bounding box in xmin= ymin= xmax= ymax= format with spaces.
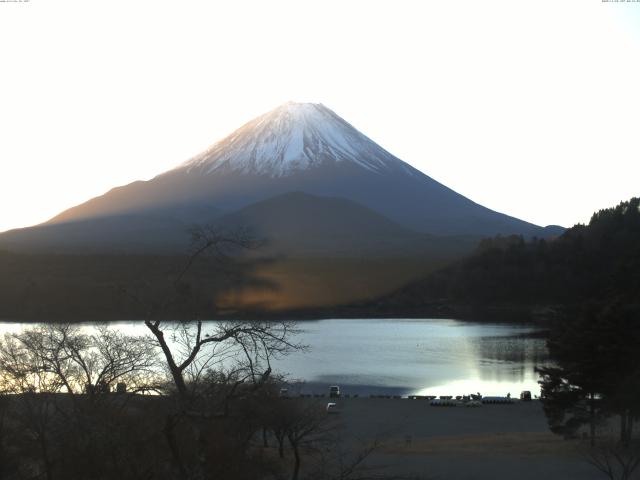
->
xmin=180 ymin=102 xmax=407 ymax=177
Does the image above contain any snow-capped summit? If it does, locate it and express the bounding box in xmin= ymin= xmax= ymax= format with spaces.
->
xmin=181 ymin=102 xmax=408 ymax=177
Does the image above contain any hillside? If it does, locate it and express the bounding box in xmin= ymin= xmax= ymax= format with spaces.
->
xmin=375 ymin=198 xmax=640 ymax=314
xmin=214 ymin=191 xmax=477 ymax=257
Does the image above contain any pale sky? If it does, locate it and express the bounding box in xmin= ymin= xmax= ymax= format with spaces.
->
xmin=1 ymin=0 xmax=639 ymax=233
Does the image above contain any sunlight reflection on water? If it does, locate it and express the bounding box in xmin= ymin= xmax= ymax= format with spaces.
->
xmin=0 ymin=318 xmax=548 ymax=396
xmin=274 ymin=318 xmax=547 ymax=396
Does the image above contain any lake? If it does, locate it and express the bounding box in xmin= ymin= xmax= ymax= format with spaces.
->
xmin=0 ymin=318 xmax=548 ymax=397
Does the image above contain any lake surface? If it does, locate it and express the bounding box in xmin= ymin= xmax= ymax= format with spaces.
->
xmin=0 ymin=318 xmax=548 ymax=397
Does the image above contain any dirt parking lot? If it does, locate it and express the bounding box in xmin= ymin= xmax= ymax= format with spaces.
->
xmin=325 ymin=398 xmax=603 ymax=480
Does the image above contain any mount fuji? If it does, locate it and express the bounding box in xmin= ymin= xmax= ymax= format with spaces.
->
xmin=0 ymin=102 xmax=560 ymax=254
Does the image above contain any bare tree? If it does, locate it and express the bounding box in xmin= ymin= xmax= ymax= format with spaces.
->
xmin=586 ymin=440 xmax=640 ymax=480
xmin=0 ymin=324 xmax=160 ymax=397
xmin=259 ymin=399 xmax=337 ymax=480
xmin=126 ymin=226 xmax=301 ymax=400
xmin=263 ymin=399 xmax=421 ymax=480
xmin=286 ymin=402 xmax=332 ymax=480
xmin=0 ymin=325 xmax=163 ymax=480
xmin=145 ymin=318 xmax=300 ymax=400
xmin=120 ymin=226 xmax=304 ymax=479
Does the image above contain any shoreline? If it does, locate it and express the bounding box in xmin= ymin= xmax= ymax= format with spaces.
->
xmin=0 ymin=307 xmax=558 ymax=324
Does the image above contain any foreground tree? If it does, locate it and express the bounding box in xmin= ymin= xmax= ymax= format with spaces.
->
xmin=123 ymin=225 xmax=304 ymax=479
xmin=0 ymin=324 xmax=160 ymax=396
xmin=539 ymin=303 xmax=640 ymax=445
xmin=537 ymin=310 xmax=609 ymax=445
xmin=586 ymin=439 xmax=640 ymax=480
xmin=0 ymin=324 xmax=164 ymax=480
xmin=539 ymin=301 xmax=640 ymax=480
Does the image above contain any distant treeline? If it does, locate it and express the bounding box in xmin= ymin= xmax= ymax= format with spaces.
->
xmin=379 ymin=197 xmax=640 ymax=313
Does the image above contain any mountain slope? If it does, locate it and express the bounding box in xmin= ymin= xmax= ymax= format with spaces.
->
xmin=1 ymin=102 xmax=556 ymax=255
xmin=0 ymin=215 xmax=194 ymax=254
xmin=214 ymin=191 xmax=476 ymax=257
xmin=44 ymin=102 xmax=548 ymax=237
xmin=0 ymin=192 xmax=477 ymax=257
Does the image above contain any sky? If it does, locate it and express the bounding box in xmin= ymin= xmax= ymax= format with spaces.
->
xmin=1 ymin=0 xmax=639 ymax=233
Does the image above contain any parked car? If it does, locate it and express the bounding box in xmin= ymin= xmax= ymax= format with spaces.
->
xmin=326 ymin=402 xmax=340 ymax=414
xmin=329 ymin=385 xmax=341 ymax=398
xmin=520 ymin=390 xmax=532 ymax=401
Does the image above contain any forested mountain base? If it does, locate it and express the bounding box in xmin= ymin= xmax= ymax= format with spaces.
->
xmin=381 ymin=198 xmax=640 ymax=313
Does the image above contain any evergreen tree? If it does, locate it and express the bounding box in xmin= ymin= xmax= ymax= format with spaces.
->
xmin=538 ymin=302 xmax=640 ymax=445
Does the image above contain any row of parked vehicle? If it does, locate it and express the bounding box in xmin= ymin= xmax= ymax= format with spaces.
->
xmin=279 ymin=386 xmax=533 ymax=404
xmin=279 ymin=385 xmax=342 ymax=398
xmin=277 ymin=386 xmax=535 ymax=414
